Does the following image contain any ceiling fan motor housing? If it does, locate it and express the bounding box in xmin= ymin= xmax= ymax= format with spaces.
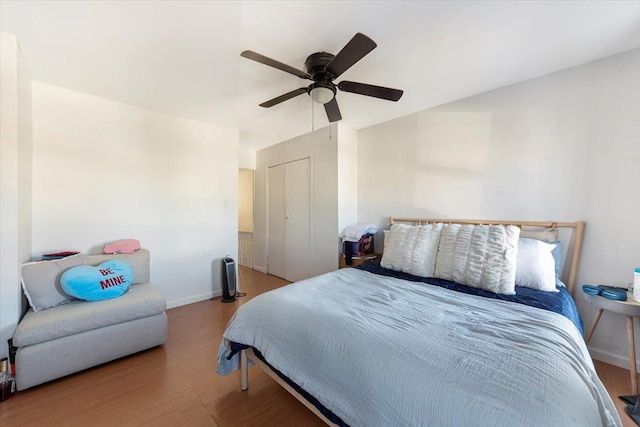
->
xmin=304 ymin=52 xmax=336 ymax=80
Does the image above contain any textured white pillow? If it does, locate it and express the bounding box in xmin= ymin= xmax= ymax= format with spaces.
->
xmin=435 ymin=224 xmax=520 ymax=295
xmin=381 ymin=223 xmax=444 ymax=277
xmin=515 ymin=238 xmax=558 ymax=292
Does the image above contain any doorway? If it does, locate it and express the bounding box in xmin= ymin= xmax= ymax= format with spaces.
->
xmin=238 ymin=168 xmax=254 ymax=268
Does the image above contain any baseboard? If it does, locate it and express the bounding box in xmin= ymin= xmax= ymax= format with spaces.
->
xmin=253 ymin=265 xmax=267 ymax=274
xmin=588 ymin=344 xmax=640 ymax=372
xmin=167 ymin=291 xmax=221 ymax=309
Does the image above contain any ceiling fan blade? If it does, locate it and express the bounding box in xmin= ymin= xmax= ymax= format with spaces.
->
xmin=241 ymin=50 xmax=312 ymax=80
xmin=259 ymin=88 xmax=308 ymax=108
xmin=324 ymin=98 xmax=342 ymax=122
xmin=338 ymin=81 xmax=403 ymax=101
xmin=324 ymin=33 xmax=377 ymax=79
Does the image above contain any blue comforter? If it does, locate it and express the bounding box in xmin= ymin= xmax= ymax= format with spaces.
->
xmin=357 ymin=260 xmax=584 ymax=333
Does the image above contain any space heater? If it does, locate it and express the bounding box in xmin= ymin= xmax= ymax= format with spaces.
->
xmin=221 ymin=257 xmax=237 ymax=303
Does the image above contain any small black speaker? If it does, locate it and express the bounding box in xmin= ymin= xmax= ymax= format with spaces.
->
xmin=221 ymin=257 xmax=237 ymax=303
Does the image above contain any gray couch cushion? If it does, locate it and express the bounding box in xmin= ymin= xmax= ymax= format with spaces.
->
xmin=13 ymin=283 xmax=166 ymax=347
xmin=84 ymin=249 xmax=150 ymax=284
xmin=21 ymin=254 xmax=86 ymax=312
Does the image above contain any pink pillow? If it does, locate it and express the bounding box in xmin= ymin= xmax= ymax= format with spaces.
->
xmin=103 ymin=239 xmax=141 ymax=254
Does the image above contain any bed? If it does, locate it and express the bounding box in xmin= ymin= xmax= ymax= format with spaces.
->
xmin=217 ymin=218 xmax=621 ymax=427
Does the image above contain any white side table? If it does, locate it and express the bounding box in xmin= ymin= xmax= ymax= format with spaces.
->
xmin=584 ymin=291 xmax=640 ymax=394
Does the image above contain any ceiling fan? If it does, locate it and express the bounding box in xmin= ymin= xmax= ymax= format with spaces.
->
xmin=241 ymin=33 xmax=404 ymax=123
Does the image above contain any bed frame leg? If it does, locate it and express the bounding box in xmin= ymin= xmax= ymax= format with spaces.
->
xmin=240 ymin=349 xmax=249 ymax=391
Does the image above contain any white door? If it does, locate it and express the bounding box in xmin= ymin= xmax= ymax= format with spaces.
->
xmin=284 ymin=158 xmax=311 ymax=282
xmin=267 ymin=158 xmax=311 ymax=282
xmin=267 ymin=163 xmax=286 ymax=280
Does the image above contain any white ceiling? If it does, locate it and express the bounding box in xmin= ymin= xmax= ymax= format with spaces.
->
xmin=2 ymin=1 xmax=640 ymax=151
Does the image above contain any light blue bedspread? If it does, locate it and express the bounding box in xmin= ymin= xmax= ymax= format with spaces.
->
xmin=218 ymin=268 xmax=621 ymax=427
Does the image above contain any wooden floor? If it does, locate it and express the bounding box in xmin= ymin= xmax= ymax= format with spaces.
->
xmin=0 ymin=266 xmax=637 ymax=426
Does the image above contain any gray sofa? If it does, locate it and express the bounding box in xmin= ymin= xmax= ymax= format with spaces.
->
xmin=12 ymin=249 xmax=167 ymax=390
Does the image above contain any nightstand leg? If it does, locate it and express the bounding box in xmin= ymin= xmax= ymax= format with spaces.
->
xmin=627 ymin=316 xmax=638 ymax=395
xmin=584 ymin=308 xmax=604 ymax=344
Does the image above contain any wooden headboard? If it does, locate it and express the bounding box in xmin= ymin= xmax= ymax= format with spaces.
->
xmin=389 ymin=218 xmax=586 ymax=295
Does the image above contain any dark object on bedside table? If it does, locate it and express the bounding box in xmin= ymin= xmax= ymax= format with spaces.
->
xmin=339 ymin=253 xmax=380 ymax=269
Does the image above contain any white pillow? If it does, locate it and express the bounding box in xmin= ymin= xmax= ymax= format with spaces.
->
xmin=435 ymin=224 xmax=520 ymax=295
xmin=380 ymin=223 xmax=443 ymax=277
xmin=515 ymin=238 xmax=558 ymax=292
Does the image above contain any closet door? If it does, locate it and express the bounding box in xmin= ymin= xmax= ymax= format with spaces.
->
xmin=267 ymin=158 xmax=311 ymax=282
xmin=284 ymin=158 xmax=311 ymax=282
xmin=267 ymin=163 xmax=286 ymax=280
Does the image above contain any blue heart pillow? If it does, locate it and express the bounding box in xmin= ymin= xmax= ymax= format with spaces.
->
xmin=61 ymin=260 xmax=133 ymax=301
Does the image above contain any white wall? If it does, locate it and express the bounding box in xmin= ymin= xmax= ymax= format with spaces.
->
xmin=358 ymin=48 xmax=640 ymax=369
xmin=0 ymin=33 xmax=32 ymax=359
xmin=31 ymin=82 xmax=239 ymax=308
xmin=337 ymin=125 xmax=358 ymax=235
xmin=238 ymin=145 xmax=256 ymax=170
xmin=254 ymin=124 xmax=338 ymax=276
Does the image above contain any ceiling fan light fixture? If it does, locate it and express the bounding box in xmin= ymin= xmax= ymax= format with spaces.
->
xmin=309 ymin=84 xmax=335 ymax=104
